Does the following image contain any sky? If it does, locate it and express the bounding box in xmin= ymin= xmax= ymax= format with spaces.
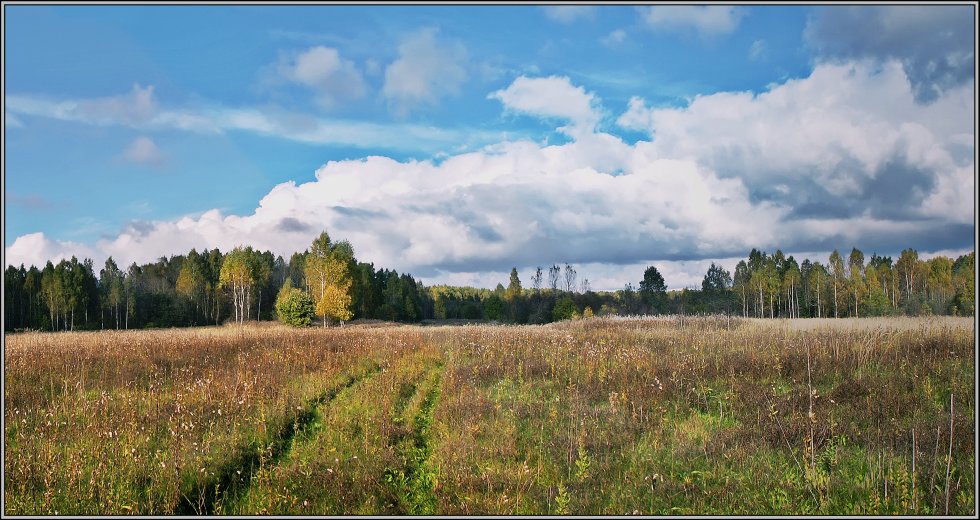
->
xmin=3 ymin=4 xmax=976 ymax=291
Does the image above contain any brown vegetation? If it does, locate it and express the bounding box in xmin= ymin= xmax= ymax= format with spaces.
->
xmin=3 ymin=317 xmax=974 ymax=515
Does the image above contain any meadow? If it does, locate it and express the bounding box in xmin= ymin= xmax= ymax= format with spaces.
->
xmin=3 ymin=316 xmax=975 ymax=515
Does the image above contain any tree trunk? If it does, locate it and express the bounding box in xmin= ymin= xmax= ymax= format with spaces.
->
xmin=816 ymin=279 xmax=821 ymax=318
xmin=741 ymin=286 xmax=747 ymax=318
xmin=789 ymin=284 xmax=794 ymax=318
xmin=795 ymin=284 xmax=799 ymax=318
xmin=892 ymin=276 xmax=897 ymax=308
xmin=758 ymin=286 xmax=763 ymax=318
xmin=833 ymin=277 xmax=838 ymax=318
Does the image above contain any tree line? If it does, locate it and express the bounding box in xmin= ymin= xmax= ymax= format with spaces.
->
xmin=2 ymin=231 xmax=428 ymax=331
xmin=728 ymin=248 xmax=974 ymax=319
xmin=3 ymin=236 xmax=974 ymax=332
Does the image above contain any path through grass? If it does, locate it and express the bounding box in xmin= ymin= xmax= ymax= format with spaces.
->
xmin=3 ymin=318 xmax=974 ymax=515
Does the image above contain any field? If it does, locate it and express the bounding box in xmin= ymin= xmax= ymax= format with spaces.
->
xmin=3 ymin=316 xmax=975 ymax=515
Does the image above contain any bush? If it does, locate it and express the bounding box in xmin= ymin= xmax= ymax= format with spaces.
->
xmin=552 ymin=296 xmax=577 ymax=321
xmin=484 ymin=295 xmax=505 ymax=321
xmin=275 ymin=283 xmax=315 ymax=327
xmin=864 ymin=288 xmax=896 ymax=317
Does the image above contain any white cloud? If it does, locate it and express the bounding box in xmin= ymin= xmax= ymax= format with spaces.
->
xmin=77 ymin=83 xmax=158 ymax=125
xmin=382 ymin=28 xmax=468 ymax=115
xmin=289 ymin=46 xmax=342 ymax=85
xmin=601 ymin=29 xmax=627 ymax=47
xmin=489 ymin=75 xmax=601 ymax=136
xmin=543 ymin=6 xmax=596 ymax=24
xmin=805 ymin=6 xmax=974 ymax=103
xmin=6 ymin=84 xmax=158 ymax=128
xmin=4 ymin=126 xmax=785 ymax=286
xmin=4 ymin=233 xmax=98 ymax=270
xmin=639 ymin=6 xmax=744 ymax=38
xmin=120 ymin=136 xmax=166 ymax=167
xmin=5 ymin=89 xmax=505 ymax=154
xmin=418 ymin=260 xmax=732 ymax=293
xmin=617 ymin=96 xmax=655 ymax=131
xmin=617 ymin=60 xmax=974 ymax=229
xmin=277 ymin=46 xmax=367 ymax=108
xmin=6 ymin=63 xmax=972 ymax=290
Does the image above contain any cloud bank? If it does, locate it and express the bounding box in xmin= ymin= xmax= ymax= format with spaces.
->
xmin=805 ymin=5 xmax=975 ymax=103
xmin=5 ymin=60 xmax=973 ymax=290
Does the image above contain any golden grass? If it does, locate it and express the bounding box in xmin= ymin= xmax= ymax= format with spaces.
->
xmin=3 ymin=317 xmax=975 ymax=515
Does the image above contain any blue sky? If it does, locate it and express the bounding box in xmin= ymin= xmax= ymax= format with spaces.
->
xmin=4 ymin=4 xmax=975 ymax=290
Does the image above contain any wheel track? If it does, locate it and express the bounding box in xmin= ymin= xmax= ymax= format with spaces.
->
xmin=383 ymin=361 xmax=444 ymax=515
xmin=174 ymin=360 xmax=381 ymax=515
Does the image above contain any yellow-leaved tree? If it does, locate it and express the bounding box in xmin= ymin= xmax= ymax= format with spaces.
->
xmin=318 ymin=279 xmax=353 ymax=325
xmin=218 ymin=247 xmax=255 ymax=324
xmin=304 ymin=232 xmax=354 ymax=327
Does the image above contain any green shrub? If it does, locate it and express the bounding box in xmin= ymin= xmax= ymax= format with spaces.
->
xmin=484 ymin=295 xmax=505 ymax=321
xmin=552 ymin=296 xmax=577 ymax=321
xmin=275 ymin=282 xmax=315 ymax=327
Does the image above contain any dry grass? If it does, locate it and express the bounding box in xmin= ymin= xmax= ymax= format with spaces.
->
xmin=3 ymin=317 xmax=975 ymax=515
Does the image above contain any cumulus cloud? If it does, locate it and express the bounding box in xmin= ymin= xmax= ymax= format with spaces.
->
xmin=5 ymin=64 xmax=973 ymax=291
xmin=489 ymin=75 xmax=601 ymax=136
xmin=5 ymin=233 xmax=98 ymax=269
xmin=617 ymin=59 xmax=974 ymax=236
xmin=120 ymin=136 xmax=166 ymax=167
xmin=617 ymin=96 xmax=655 ymax=130
xmin=639 ymin=6 xmax=744 ymax=38
xmin=276 ymin=46 xmax=367 ymax=108
xmin=5 ymin=138 xmax=780 ymax=288
xmin=805 ymin=5 xmax=975 ymax=103
xmin=543 ymin=6 xmax=596 ymax=24
xmin=382 ymin=28 xmax=468 ymax=115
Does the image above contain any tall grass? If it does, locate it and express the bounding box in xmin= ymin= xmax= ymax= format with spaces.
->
xmin=4 ymin=317 xmax=974 ymax=515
